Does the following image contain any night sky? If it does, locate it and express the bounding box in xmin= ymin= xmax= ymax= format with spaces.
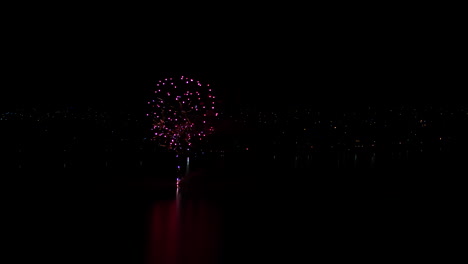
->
xmin=3 ymin=6 xmax=463 ymax=113
xmin=7 ymin=45 xmax=460 ymax=111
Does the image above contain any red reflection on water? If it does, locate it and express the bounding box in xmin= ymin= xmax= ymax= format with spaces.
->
xmin=146 ymin=196 xmax=222 ymax=264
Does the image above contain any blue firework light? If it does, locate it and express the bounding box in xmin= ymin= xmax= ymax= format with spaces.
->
xmin=147 ymin=75 xmax=219 ymax=153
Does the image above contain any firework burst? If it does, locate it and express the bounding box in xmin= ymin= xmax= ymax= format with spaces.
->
xmin=147 ymin=75 xmax=219 ymax=155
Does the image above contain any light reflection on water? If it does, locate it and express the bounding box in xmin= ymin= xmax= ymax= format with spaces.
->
xmin=145 ymin=185 xmax=222 ymax=264
xmin=4 ymin=146 xmax=459 ymax=263
xmin=142 ymin=168 xmax=403 ymax=264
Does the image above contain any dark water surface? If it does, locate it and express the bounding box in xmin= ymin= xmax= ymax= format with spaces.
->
xmin=2 ymin=168 xmax=462 ymax=263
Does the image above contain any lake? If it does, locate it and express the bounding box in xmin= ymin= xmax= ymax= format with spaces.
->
xmin=2 ymin=163 xmax=461 ymax=263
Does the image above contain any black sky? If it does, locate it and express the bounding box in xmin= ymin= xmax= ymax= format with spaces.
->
xmin=3 ymin=7 xmax=464 ymax=113
xmin=12 ymin=47 xmax=459 ymax=113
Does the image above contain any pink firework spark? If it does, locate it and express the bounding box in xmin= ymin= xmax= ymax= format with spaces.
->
xmin=147 ymin=75 xmax=218 ymax=154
